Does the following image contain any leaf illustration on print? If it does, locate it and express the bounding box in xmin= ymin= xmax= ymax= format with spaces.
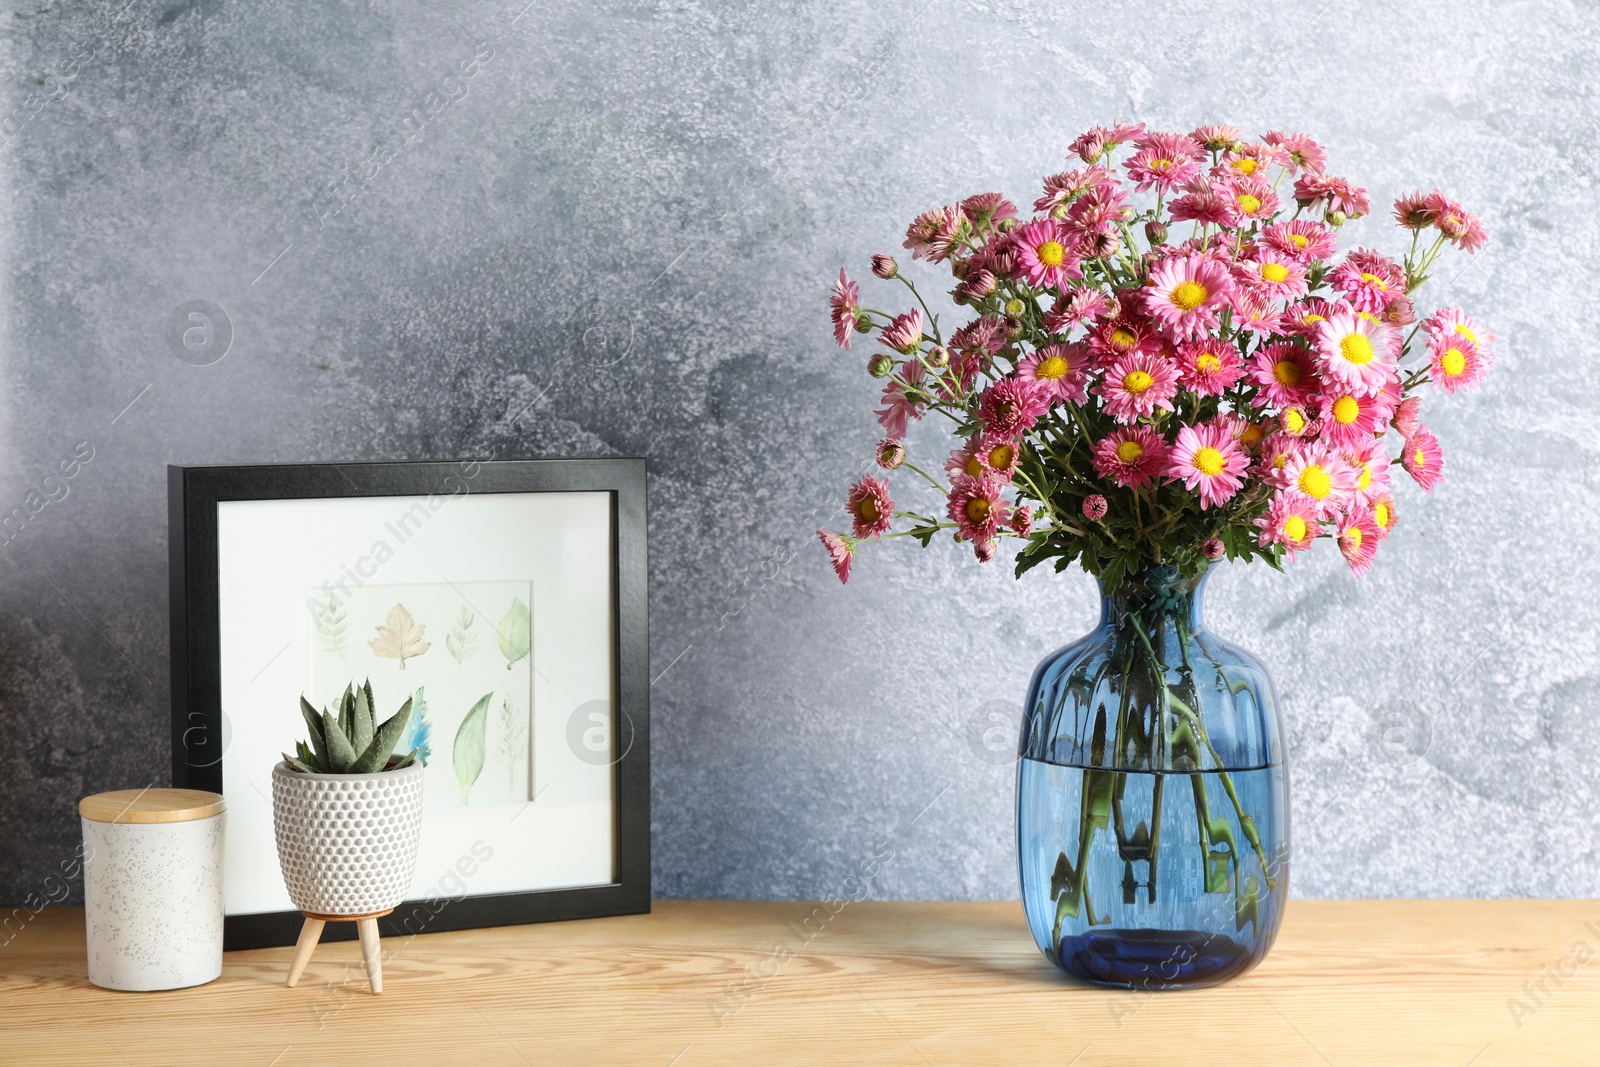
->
xmin=496 ymin=598 xmax=531 ymax=670
xmin=368 ymin=602 xmax=431 ymax=669
xmin=314 ymin=597 xmax=349 ymax=663
xmin=453 ymin=692 xmax=492 ymax=803
xmin=395 ymin=686 xmax=433 ymax=766
xmin=495 ymin=694 xmax=526 ymax=792
xmin=446 ymin=604 xmax=478 ymax=664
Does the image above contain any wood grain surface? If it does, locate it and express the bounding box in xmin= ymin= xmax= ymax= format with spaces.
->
xmin=77 ymin=789 xmax=225 ymax=824
xmin=2 ymin=900 xmax=1596 ymax=1065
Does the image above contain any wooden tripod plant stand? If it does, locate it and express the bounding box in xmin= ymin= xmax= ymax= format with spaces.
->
xmin=285 ymin=909 xmax=392 ymax=994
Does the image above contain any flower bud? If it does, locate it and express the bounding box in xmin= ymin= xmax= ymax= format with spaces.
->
xmin=1325 ymin=209 xmax=1347 ymax=228
xmin=1010 ymin=506 xmax=1033 ymax=537
xmin=997 ymin=218 xmax=1017 ymax=233
xmin=1004 ymin=316 xmax=1024 ymax=338
xmin=1202 ymin=537 xmax=1226 ymax=561
xmin=1004 ymin=297 xmax=1027 ymax=317
xmin=867 ymin=354 xmax=894 ymax=378
xmin=973 ymin=538 xmax=997 ymax=563
xmin=966 ymin=269 xmax=997 ymax=299
xmin=1144 ymin=220 xmax=1168 ymax=246
xmin=1082 ymin=494 xmax=1107 ymax=521
xmin=1280 ymin=406 xmax=1310 ymax=437
xmin=853 ymin=312 xmax=872 ymax=334
xmin=870 ymin=254 xmax=898 ymax=280
xmin=875 ymin=439 xmax=905 ymax=470
xmin=926 ymin=346 xmax=950 ymax=368
xmin=1392 ymin=396 xmax=1421 ymax=437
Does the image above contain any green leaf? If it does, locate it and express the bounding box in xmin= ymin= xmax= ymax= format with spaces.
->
xmin=351 ymin=684 xmax=375 ymax=753
xmin=453 ymin=692 xmax=492 ymax=800
xmin=299 ymin=697 xmax=327 ymax=766
xmin=496 ymin=599 xmax=532 ymax=670
xmin=338 ymin=684 xmax=355 ymax=745
xmin=351 ymin=696 xmax=414 ymax=773
xmin=322 ymin=709 xmax=357 ymax=772
xmin=282 ymin=751 xmax=316 ymax=774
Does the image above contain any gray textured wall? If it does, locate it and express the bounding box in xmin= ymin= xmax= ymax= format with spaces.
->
xmin=0 ymin=0 xmax=1592 ymax=906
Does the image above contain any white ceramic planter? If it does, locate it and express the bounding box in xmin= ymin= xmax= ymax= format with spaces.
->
xmin=80 ymin=789 xmax=225 ymax=991
xmin=270 ymin=761 xmax=425 ymax=916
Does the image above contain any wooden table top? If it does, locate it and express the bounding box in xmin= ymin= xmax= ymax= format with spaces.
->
xmin=2 ymin=900 xmax=1595 ymax=1065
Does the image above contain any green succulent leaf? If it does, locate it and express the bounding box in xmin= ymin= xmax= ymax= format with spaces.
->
xmin=351 ymin=684 xmax=375 ymax=752
xmin=299 ymin=697 xmax=327 ymax=765
xmin=322 ymin=709 xmax=358 ymax=772
xmin=351 ymin=696 xmax=414 ymax=773
xmin=282 ymin=751 xmax=316 ymax=774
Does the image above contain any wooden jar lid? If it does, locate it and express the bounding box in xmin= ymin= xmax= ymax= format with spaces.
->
xmin=79 ymin=788 xmax=226 ymax=824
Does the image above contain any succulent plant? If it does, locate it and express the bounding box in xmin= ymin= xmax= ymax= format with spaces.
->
xmin=281 ymin=679 xmax=418 ymax=774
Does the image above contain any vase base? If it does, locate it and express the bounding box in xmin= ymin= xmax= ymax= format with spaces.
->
xmin=1056 ymin=927 xmax=1261 ymax=989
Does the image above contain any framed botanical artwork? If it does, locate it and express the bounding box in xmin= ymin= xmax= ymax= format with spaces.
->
xmin=169 ymin=458 xmax=649 ymax=950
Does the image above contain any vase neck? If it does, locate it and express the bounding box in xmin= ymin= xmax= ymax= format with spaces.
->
xmin=1098 ymin=563 xmax=1208 ymax=633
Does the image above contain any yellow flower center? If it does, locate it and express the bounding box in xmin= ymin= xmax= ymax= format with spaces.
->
xmin=1283 ymin=408 xmax=1306 ymax=434
xmin=1374 ymin=501 xmax=1390 ymax=528
xmin=1357 ymin=311 xmax=1381 ymax=324
xmin=1359 ymin=272 xmax=1389 ymax=291
xmin=1302 ymin=313 xmax=1325 ymax=323
xmin=1237 ymin=193 xmax=1262 ymax=214
xmin=1038 ymin=355 xmax=1070 ymax=380
xmin=1233 ymin=158 xmax=1258 ymax=175
xmin=1123 ymin=370 xmax=1154 ymax=394
xmin=1005 ymin=298 xmax=1027 ymax=316
xmin=1413 ymin=446 xmax=1426 ymax=467
xmin=988 ymin=444 xmax=1016 ymax=470
xmin=857 ymin=496 xmax=879 ymax=521
xmin=1171 ymin=280 xmax=1209 ymax=311
xmin=1298 ymin=465 xmax=1332 ymax=499
xmin=1149 ymin=158 xmax=1174 ymax=172
xmin=1116 ymin=440 xmax=1145 ymax=463
xmin=1441 ymin=347 xmax=1467 ymax=376
xmin=1193 ymin=447 xmax=1226 ymax=476
xmin=1332 ymin=395 xmax=1361 ymax=424
xmin=965 ymin=456 xmax=984 ymax=477
xmin=1339 ymin=333 xmax=1375 ymax=366
xmin=1195 ymin=352 xmax=1221 ymax=373
xmin=1037 ymin=240 xmax=1065 ymax=268
xmin=965 ymin=497 xmax=990 ymax=521
xmin=1345 ymin=526 xmax=1363 ymax=550
xmin=1260 ymin=262 xmax=1289 ymax=283
xmin=1283 ymin=514 xmax=1307 ymax=541
xmin=1356 ymin=463 xmax=1372 ymax=490
xmin=1110 ymin=327 xmax=1137 ymax=351
xmin=1272 ymin=359 xmax=1302 ymax=385
xmin=1272 ymin=451 xmax=1289 ymax=469
xmin=1289 ymin=233 xmax=1309 ymax=248
xmin=1239 ymin=424 xmax=1264 ymax=447
xmin=1454 ymin=323 xmax=1479 ymax=343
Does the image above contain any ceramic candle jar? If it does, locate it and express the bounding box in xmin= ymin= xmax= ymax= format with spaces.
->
xmin=79 ymin=789 xmax=226 ymax=991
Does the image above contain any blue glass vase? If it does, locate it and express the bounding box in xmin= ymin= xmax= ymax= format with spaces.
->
xmin=1016 ymin=562 xmax=1289 ymax=989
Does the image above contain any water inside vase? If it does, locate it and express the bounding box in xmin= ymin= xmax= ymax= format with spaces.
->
xmin=1017 ymin=756 xmax=1288 ymax=989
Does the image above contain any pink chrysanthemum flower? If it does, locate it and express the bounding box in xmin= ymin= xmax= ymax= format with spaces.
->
xmin=1336 ymin=508 xmax=1381 ymax=576
xmin=1314 ymin=311 xmax=1397 ymax=395
xmin=1217 ymin=140 xmax=1291 ymax=179
xmin=875 ymin=438 xmax=906 ymax=470
xmin=1343 ymin=442 xmax=1393 ymax=507
xmin=1013 ymin=218 xmax=1081 ymax=289
xmin=955 ymin=269 xmax=997 ymax=304
xmin=978 ymin=376 xmax=1050 ymax=437
xmin=1091 ymin=427 xmax=1171 ymax=489
xmin=870 ymin=253 xmax=898 ymax=279
xmin=1143 ymin=255 xmax=1233 ymax=340
xmin=876 ymin=359 xmax=925 ymax=439
xmin=1236 ymin=252 xmax=1308 ymax=302
xmin=1275 ymin=446 xmax=1359 ymax=519
xmin=902 ymin=205 xmax=963 ymax=262
xmin=1045 ymin=287 xmax=1114 ymax=333
xmin=1218 ymin=175 xmax=1280 ymax=224
xmin=1328 ymin=249 xmax=1405 ymax=314
xmin=1424 ymin=307 xmax=1493 ymax=353
xmin=973 ymin=538 xmax=997 ymax=563
xmin=1202 ymin=537 xmax=1227 ymax=560
xmin=946 ymin=474 xmax=1007 ymax=542
xmin=1380 ymin=294 xmax=1417 ymax=327
xmin=1401 ymin=427 xmax=1445 ymax=491
xmin=1248 ymin=341 xmax=1319 ymax=409
xmin=973 ymin=432 xmax=1023 ymax=482
xmin=1260 ymin=219 xmax=1338 ymax=263
xmin=1125 ymin=144 xmax=1201 ymax=193
xmin=1428 ymin=332 xmax=1490 ymax=393
xmin=1018 ymin=343 xmax=1088 ymax=403
xmin=960 ymin=192 xmax=1018 ymax=230
xmin=1391 ymin=395 xmax=1421 ymax=438
xmin=1094 ymin=352 xmax=1180 ymax=423
xmin=830 ymin=269 xmax=860 ymax=348
xmin=945 ymin=443 xmax=985 ymax=481
xmin=1068 ymin=123 xmax=1145 ymax=163
xmin=1169 ymin=180 xmax=1235 ymax=228
xmin=847 ymin=475 xmax=894 ymax=540
xmin=1011 ymin=505 xmax=1033 ymax=536
xmin=1064 ymin=183 xmax=1131 ymax=253
xmin=1280 ymin=296 xmax=1345 ymax=339
xmin=1316 ymin=375 xmax=1400 ymax=449
xmin=1256 ymin=492 xmax=1318 ymax=558
xmin=1082 ymin=494 xmax=1108 ymax=521
xmin=1034 ymin=165 xmax=1113 ymax=216
xmin=1086 ymin=312 xmax=1159 ymax=363
xmin=1292 ymin=173 xmax=1370 ymax=218
xmin=817 ymin=530 xmax=855 ymax=584
xmin=1190 ymin=124 xmax=1243 ymax=151
xmin=878 ymin=307 xmax=925 ymax=355
xmin=1262 ymin=130 xmax=1327 ymax=174
xmin=1371 ymin=493 xmax=1398 ymax=539
xmin=1167 ymin=421 xmax=1250 ymax=509
xmin=1425 ymin=192 xmax=1487 ymax=253
xmin=1174 ymin=338 xmax=1244 ymax=398
xmin=1227 ymin=287 xmax=1284 ymax=337
xmin=1253 ymin=431 xmax=1300 ymax=478
xmin=1392 ymin=191 xmax=1435 ymax=229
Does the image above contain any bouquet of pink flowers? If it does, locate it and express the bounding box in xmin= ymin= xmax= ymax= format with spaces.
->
xmin=818 ymin=123 xmax=1489 ymax=588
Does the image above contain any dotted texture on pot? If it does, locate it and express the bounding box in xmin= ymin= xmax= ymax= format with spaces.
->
xmin=271 ymin=762 xmax=425 ymax=916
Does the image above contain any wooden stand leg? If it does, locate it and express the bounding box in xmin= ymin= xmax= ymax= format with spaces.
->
xmin=286 ymin=918 xmax=325 ymax=987
xmin=357 ymin=917 xmax=383 ymax=994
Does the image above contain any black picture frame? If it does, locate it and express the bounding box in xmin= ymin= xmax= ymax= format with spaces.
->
xmin=169 ymin=458 xmax=650 ymax=950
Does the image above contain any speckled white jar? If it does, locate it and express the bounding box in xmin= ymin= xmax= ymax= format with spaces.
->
xmin=270 ymin=761 xmax=425 ymax=916
xmin=80 ymin=789 xmax=225 ymax=992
